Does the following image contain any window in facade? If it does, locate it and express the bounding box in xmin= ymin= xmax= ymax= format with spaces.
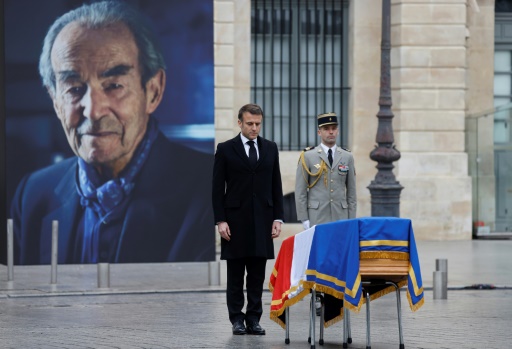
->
xmin=494 ymin=50 xmax=511 ymax=144
xmin=493 ymin=46 xmax=512 ymax=232
xmin=496 ymin=0 xmax=512 ymax=13
xmin=251 ymin=0 xmax=349 ymax=150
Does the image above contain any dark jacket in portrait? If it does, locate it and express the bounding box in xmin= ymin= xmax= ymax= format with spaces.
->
xmin=212 ymin=134 xmax=284 ymax=260
xmin=11 ymin=133 xmax=215 ymax=265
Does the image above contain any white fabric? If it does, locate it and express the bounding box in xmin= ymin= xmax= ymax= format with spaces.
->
xmin=288 ymin=226 xmax=315 ymax=299
xmin=240 ymin=133 xmax=259 ymax=159
xmin=319 ymin=143 xmax=337 ymax=155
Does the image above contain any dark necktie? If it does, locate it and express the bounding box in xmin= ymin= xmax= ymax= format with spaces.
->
xmin=328 ymin=148 xmax=333 ymax=167
xmin=248 ymin=140 xmax=257 ymax=167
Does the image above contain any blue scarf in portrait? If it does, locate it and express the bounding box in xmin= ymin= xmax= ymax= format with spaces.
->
xmin=75 ymin=118 xmax=159 ymax=262
xmin=77 ymin=118 xmax=159 ymax=216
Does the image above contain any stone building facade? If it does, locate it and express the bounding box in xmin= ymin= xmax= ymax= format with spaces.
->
xmin=213 ymin=0 xmax=497 ymax=240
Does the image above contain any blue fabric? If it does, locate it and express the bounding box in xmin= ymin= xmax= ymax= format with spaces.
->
xmin=76 ymin=118 xmax=159 ymax=263
xmin=359 ymin=216 xmax=411 ymax=253
xmin=358 ymin=217 xmax=424 ymax=308
xmin=407 ymin=223 xmax=424 ymax=307
xmin=306 ymin=219 xmax=362 ymax=306
xmin=75 ymin=200 xmax=130 ymax=263
xmin=305 ymin=217 xmax=424 ymax=311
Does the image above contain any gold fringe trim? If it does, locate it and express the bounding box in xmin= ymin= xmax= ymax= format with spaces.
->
xmin=269 ymin=312 xmax=286 ymax=329
xmin=269 ymin=282 xmax=352 ymax=329
xmin=314 ymin=284 xmax=345 ymax=302
xmin=344 ymin=300 xmax=362 ymax=313
xmin=376 ymin=280 xmax=407 ymax=303
xmin=324 ymin=313 xmax=343 ymax=328
xmin=360 ymin=240 xmax=409 ymax=247
xmin=271 ymin=281 xmax=308 ymax=307
xmin=359 ymin=251 xmax=410 ymax=260
xmin=357 ymin=296 xmax=365 ymax=309
xmin=406 ymin=288 xmax=425 ymax=312
xmin=305 ymin=270 xmax=346 ymax=287
xmin=305 ymin=269 xmax=361 ymax=299
xmin=408 ymin=264 xmax=424 ymax=297
xmin=299 ymin=152 xmax=328 ymax=189
xmin=269 ymin=288 xmax=311 ymax=328
xmin=347 ymin=273 xmax=362 ymax=299
xmin=307 ymin=284 xmax=345 ymax=328
xmin=356 ymin=280 xmax=408 ymax=308
xmin=308 ymin=282 xmax=365 ymax=315
xmin=270 ymin=275 xmax=425 ymax=330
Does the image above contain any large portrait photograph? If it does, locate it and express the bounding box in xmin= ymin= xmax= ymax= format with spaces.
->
xmin=3 ymin=0 xmax=215 ymax=264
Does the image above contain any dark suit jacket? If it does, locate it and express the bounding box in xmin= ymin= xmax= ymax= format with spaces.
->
xmin=212 ymin=134 xmax=284 ymax=260
xmin=11 ymin=133 xmax=215 ymax=265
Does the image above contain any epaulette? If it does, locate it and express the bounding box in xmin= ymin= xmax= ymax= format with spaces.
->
xmin=303 ymin=146 xmax=315 ymax=152
xmin=341 ymin=147 xmax=351 ymax=152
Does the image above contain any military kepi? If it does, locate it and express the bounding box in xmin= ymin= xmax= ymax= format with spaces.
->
xmin=317 ymin=112 xmax=338 ymax=128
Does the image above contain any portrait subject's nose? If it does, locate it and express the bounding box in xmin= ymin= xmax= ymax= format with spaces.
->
xmin=81 ymin=86 xmax=108 ymax=120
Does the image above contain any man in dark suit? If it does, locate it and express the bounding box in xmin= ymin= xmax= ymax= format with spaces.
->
xmin=11 ymin=1 xmax=214 ymax=264
xmin=212 ymin=104 xmax=284 ymax=335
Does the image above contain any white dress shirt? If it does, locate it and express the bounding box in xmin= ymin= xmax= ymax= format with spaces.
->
xmin=240 ymin=133 xmax=259 ymax=160
xmin=320 ymin=143 xmax=337 ymax=158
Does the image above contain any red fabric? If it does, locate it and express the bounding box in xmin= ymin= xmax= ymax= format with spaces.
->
xmin=269 ymin=235 xmax=295 ymax=313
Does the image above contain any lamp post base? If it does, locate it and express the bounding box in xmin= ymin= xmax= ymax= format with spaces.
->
xmin=367 ymin=181 xmax=403 ymax=217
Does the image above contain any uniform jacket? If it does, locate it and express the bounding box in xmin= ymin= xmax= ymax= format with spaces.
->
xmin=212 ymin=134 xmax=284 ymax=260
xmin=11 ymin=133 xmax=215 ymax=265
xmin=295 ymin=145 xmax=356 ymax=225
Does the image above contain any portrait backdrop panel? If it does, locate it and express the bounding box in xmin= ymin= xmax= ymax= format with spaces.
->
xmin=3 ymin=0 xmax=215 ymax=264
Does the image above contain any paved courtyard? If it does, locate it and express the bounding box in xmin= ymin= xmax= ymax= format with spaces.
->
xmin=1 ymin=240 xmax=511 ymax=348
xmin=1 ymin=289 xmax=511 ymax=349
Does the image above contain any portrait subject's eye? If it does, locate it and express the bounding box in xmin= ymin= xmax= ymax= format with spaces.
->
xmin=106 ymin=83 xmax=123 ymax=91
xmin=66 ymin=85 xmax=86 ymax=99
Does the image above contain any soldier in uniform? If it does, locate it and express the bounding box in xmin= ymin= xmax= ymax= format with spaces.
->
xmin=295 ymin=112 xmax=357 ymax=230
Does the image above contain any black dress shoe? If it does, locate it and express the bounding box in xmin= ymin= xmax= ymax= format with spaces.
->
xmin=232 ymin=320 xmax=247 ymax=335
xmin=246 ymin=321 xmax=266 ymax=335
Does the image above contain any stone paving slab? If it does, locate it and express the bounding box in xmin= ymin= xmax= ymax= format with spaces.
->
xmin=0 ymin=240 xmax=511 ymax=348
xmin=2 ymin=240 xmax=511 ymax=297
xmin=1 ymin=289 xmax=511 ymax=349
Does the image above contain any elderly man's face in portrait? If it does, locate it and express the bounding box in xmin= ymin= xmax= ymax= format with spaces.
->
xmin=50 ymin=21 xmax=164 ymax=176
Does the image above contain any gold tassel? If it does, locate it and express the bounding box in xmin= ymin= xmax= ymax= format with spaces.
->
xmin=344 ymin=300 xmax=362 ymax=313
xmin=406 ymin=288 xmax=425 ymax=312
xmin=324 ymin=314 xmax=344 ymax=328
xmin=270 ymin=277 xmax=425 ymax=331
xmin=359 ymin=280 xmax=408 ymax=306
xmin=314 ymin=284 xmax=346 ymax=301
xmin=269 ymin=288 xmax=312 ymax=328
xmin=299 ymin=152 xmax=328 ymax=189
xmin=360 ymin=251 xmax=410 ymax=260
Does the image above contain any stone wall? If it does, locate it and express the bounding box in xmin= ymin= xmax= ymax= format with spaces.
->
xmin=214 ymin=0 xmax=251 ymax=145
xmin=349 ymin=0 xmax=382 ymax=221
xmin=390 ymin=0 xmax=472 ymax=239
xmin=213 ymin=0 xmax=496 ymax=240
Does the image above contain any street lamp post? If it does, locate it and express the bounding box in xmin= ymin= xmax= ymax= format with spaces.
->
xmin=367 ymin=0 xmax=403 ymax=217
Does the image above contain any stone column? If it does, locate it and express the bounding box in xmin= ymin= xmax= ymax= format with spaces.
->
xmin=391 ymin=0 xmax=472 ymax=239
xmin=214 ymin=0 xmax=251 ymax=145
